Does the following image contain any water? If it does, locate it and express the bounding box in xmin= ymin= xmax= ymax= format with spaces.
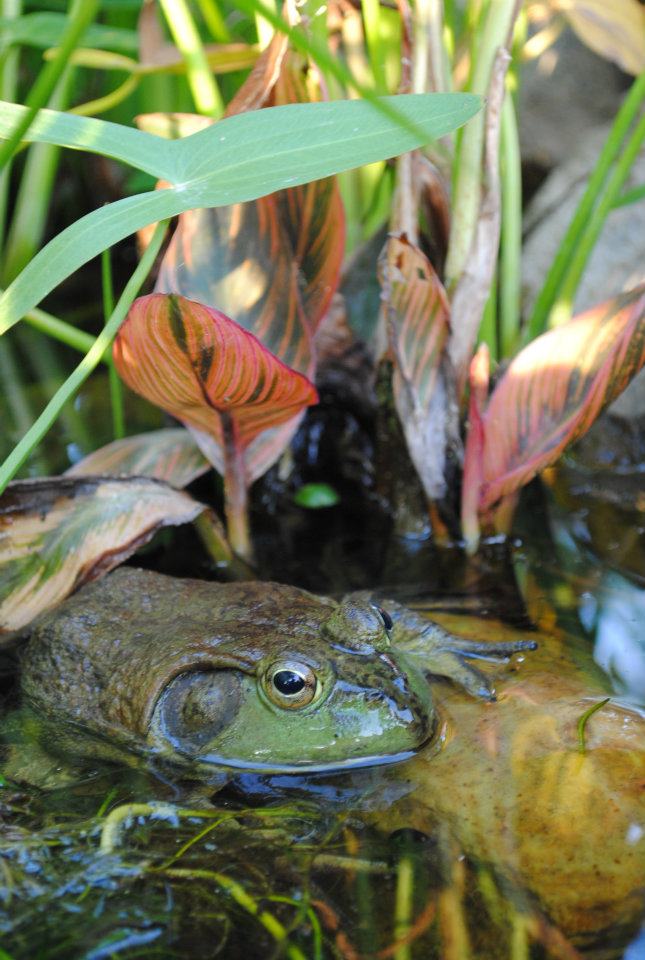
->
xmin=1 ymin=477 xmax=644 ymax=959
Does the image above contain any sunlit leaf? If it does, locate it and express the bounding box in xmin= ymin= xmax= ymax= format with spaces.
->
xmin=66 ymin=428 xmax=210 ymax=488
xmin=478 ymin=285 xmax=645 ymax=511
xmin=0 ymin=476 xmax=206 ymax=635
xmin=379 ymin=233 xmax=452 ymax=500
xmin=0 ymin=92 xmax=482 ymax=335
xmin=558 ymin=0 xmax=645 ymax=75
xmin=113 ymin=294 xmax=318 ymax=480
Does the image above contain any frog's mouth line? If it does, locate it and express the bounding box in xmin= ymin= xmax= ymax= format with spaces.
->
xmin=189 ymin=748 xmax=422 ymax=774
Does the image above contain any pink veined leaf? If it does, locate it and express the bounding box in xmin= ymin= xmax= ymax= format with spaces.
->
xmin=461 ymin=344 xmax=489 ymax=552
xmin=479 ymin=284 xmax=645 ymax=512
xmin=113 ymin=294 xmax=319 ymax=482
xmin=379 ymin=232 xmax=452 ymax=500
xmin=66 ymin=428 xmax=210 ymax=488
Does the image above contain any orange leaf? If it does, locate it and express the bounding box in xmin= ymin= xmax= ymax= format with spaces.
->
xmin=379 ymin=233 xmax=452 ymax=499
xmin=478 ymin=285 xmax=645 ymax=511
xmin=113 ymin=294 xmax=318 ymax=480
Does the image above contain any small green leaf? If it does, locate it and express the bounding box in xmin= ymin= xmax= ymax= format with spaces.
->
xmin=577 ymin=698 xmax=611 ymax=754
xmin=294 ymin=483 xmax=340 ymax=509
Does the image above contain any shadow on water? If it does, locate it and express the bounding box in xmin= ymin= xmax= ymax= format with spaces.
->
xmin=1 ymin=470 xmax=645 ymax=960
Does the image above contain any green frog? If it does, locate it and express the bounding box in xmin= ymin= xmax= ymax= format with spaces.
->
xmin=18 ymin=568 xmax=534 ymax=779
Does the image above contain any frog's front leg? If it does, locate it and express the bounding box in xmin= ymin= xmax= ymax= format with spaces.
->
xmin=376 ymin=599 xmax=537 ymax=701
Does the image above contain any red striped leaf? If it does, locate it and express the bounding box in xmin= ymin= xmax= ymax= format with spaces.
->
xmin=113 ymin=294 xmax=318 ymax=481
xmin=379 ymin=233 xmax=452 ymax=500
xmin=461 ymin=344 xmax=489 ymax=552
xmin=477 ymin=285 xmax=645 ymax=512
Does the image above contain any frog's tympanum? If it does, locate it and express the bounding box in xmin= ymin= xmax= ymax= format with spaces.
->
xmin=20 ymin=568 xmax=531 ymax=777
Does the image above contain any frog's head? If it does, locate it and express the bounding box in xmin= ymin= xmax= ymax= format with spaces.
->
xmin=22 ymin=571 xmax=434 ymax=778
xmin=148 ymin=593 xmax=435 ymax=775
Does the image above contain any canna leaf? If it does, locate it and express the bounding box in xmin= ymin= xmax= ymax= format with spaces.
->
xmin=112 ymin=294 xmax=319 ymax=480
xmin=153 ymin=52 xmax=345 ymax=479
xmin=0 ymin=92 xmax=482 ymax=335
xmin=379 ymin=233 xmax=452 ymax=500
xmin=0 ymin=476 xmax=206 ymax=636
xmin=477 ymin=284 xmax=645 ymax=512
xmin=66 ymin=428 xmax=210 ymax=488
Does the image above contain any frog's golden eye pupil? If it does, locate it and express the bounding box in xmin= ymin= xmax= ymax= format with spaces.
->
xmin=273 ymin=669 xmax=305 ymax=696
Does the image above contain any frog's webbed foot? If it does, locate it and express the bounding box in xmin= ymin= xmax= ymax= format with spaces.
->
xmin=415 ymin=624 xmax=538 ymax=700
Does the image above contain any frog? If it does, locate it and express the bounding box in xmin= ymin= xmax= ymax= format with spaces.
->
xmin=17 ymin=567 xmax=536 ymax=781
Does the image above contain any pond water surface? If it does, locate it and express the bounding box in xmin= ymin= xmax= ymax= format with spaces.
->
xmin=1 ymin=480 xmax=644 ymax=960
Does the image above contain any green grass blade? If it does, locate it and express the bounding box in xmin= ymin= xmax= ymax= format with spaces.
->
xmin=527 ymin=70 xmax=645 ymax=340
xmin=0 ymin=0 xmax=100 ymax=171
xmin=0 ymin=93 xmax=482 ymax=335
xmin=0 ymin=221 xmax=168 ymax=495
xmin=159 ymin=0 xmax=224 ymax=116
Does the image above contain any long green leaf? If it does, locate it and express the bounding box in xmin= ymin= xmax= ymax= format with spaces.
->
xmin=0 ymin=93 xmax=481 ymax=335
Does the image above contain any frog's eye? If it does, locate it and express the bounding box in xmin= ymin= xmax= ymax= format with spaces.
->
xmin=263 ymin=661 xmax=318 ymax=710
xmin=373 ymin=605 xmax=393 ymax=632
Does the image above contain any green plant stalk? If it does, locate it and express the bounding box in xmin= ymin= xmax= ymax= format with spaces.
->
xmin=478 ymin=281 xmax=497 ymax=360
xmin=254 ymin=0 xmax=276 ymax=49
xmin=577 ymin=697 xmax=610 ymax=755
xmin=158 ymin=0 xmax=223 ymax=117
xmin=444 ymin=0 xmax=518 ymax=290
xmin=163 ymin=868 xmax=308 ymax=960
xmin=0 ymin=0 xmax=99 ymax=172
xmin=613 ymin=183 xmax=645 ymax=208
xmin=362 ymin=0 xmax=387 ymax=93
xmin=394 ymin=854 xmax=414 ymax=960
xmin=548 ymin=107 xmax=645 ymax=328
xmin=0 ymin=220 xmax=167 ymax=494
xmin=527 ymin=70 xmax=645 ymax=340
xmin=0 ymin=0 xmax=22 ymax=255
xmin=20 ymin=302 xmax=100 ymax=356
xmin=499 ymin=89 xmax=521 ymax=356
xmin=0 ymin=336 xmax=41 ymax=451
xmin=71 ymin=72 xmax=140 ymax=118
xmin=413 ymin=0 xmax=450 ymax=94
xmin=2 ymin=61 xmax=76 ymax=284
xmin=17 ymin=325 xmax=93 ymax=454
xmin=102 ymin=247 xmax=125 ymax=439
xmin=195 ymin=0 xmax=231 ymax=42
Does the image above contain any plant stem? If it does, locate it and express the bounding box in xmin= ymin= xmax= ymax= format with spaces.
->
xmin=0 ymin=221 xmax=167 ymax=494
xmin=1 ymin=53 xmax=76 ymax=284
xmin=444 ymin=0 xmax=519 ymax=290
xmin=499 ymin=88 xmax=521 ymax=356
xmin=0 ymin=0 xmax=22 ymax=257
xmin=0 ymin=0 xmax=99 ymax=172
xmin=158 ymin=0 xmax=224 ymax=117
xmin=221 ymin=411 xmax=253 ymax=562
xmin=548 ymin=106 xmax=645 ymax=327
xmin=19 ymin=301 xmax=102 ymax=357
xmin=527 ymin=70 xmax=645 ymax=340
xmin=102 ymin=247 xmax=125 ymax=439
